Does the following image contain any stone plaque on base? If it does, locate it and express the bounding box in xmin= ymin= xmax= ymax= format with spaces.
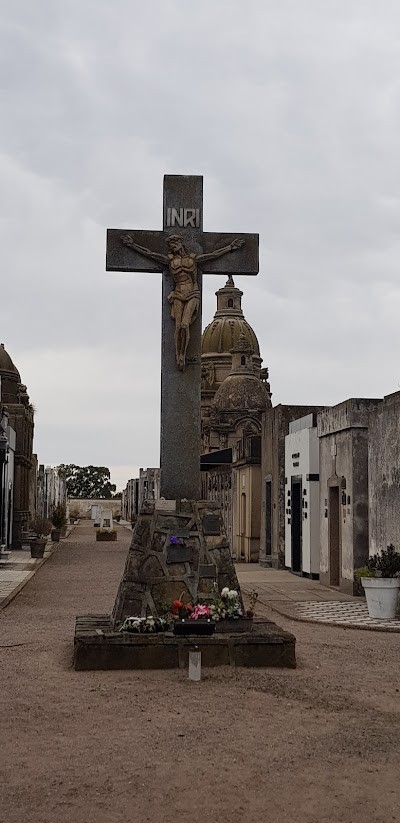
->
xmin=155 ymin=499 xmax=176 ymax=513
xmin=199 ymin=565 xmax=217 ymax=578
xmin=203 ymin=514 xmax=221 ymax=536
xmin=167 ymin=546 xmax=191 ymax=564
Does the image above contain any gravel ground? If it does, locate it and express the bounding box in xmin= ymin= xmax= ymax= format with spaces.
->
xmin=1 ymin=522 xmax=400 ymax=823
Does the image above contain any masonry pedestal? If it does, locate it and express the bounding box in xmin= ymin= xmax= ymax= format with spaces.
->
xmin=74 ymin=500 xmax=296 ymax=670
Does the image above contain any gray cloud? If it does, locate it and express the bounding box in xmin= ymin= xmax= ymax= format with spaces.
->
xmin=2 ymin=1 xmax=400 ymax=487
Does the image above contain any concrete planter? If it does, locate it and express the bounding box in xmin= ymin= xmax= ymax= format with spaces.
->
xmin=96 ymin=532 xmax=117 ymax=542
xmin=51 ymin=529 xmax=61 ymax=543
xmin=362 ymin=577 xmax=400 ymax=619
xmin=31 ymin=539 xmax=47 ymax=559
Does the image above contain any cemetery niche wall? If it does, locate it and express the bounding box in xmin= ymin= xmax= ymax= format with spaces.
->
xmin=0 ymin=343 xmax=35 ymax=549
xmin=318 ymin=398 xmax=381 ymax=595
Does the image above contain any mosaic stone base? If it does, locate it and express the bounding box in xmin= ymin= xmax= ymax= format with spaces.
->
xmin=74 ymin=500 xmax=297 ymax=669
xmin=112 ymin=499 xmax=242 ymax=625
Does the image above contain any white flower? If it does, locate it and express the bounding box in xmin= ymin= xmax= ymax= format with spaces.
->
xmin=221 ymin=587 xmax=230 ymax=597
xmin=228 ymin=589 xmax=238 ymax=599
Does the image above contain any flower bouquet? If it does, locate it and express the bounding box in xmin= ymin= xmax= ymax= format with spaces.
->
xmin=209 ymin=586 xmax=255 ymax=633
xmin=119 ymin=616 xmax=167 ymax=634
xmin=171 ymin=596 xmax=216 ymax=636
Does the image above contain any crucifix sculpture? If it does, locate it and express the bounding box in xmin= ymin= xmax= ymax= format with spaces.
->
xmin=106 ymin=175 xmax=259 ymax=501
xmin=120 ymin=232 xmax=246 ymax=370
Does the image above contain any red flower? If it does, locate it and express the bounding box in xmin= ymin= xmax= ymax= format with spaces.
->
xmin=186 ymin=603 xmax=193 ymax=613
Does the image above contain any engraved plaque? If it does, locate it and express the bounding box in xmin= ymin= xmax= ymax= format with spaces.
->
xmin=199 ymin=565 xmax=217 ymax=578
xmin=203 ymin=514 xmax=221 ymax=536
xmin=167 ymin=546 xmax=191 ymax=564
xmin=155 ymin=499 xmax=176 ymax=512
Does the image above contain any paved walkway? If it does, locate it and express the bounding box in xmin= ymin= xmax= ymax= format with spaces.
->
xmin=0 ymin=546 xmax=55 ymax=608
xmin=0 ymin=526 xmax=75 ymax=609
xmin=236 ymin=565 xmax=400 ymax=631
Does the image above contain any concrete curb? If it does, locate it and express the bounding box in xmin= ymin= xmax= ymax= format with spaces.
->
xmin=0 ymin=524 xmax=77 ymax=612
xmin=241 ymin=589 xmax=400 ymax=633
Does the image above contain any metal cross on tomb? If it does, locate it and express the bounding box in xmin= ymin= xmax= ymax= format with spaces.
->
xmin=106 ymin=175 xmax=259 ymax=502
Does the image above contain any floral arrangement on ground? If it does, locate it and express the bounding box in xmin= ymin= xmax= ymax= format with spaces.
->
xmin=119 ymin=586 xmax=258 ymax=633
xmin=172 ymin=586 xmax=244 ymax=622
xmin=119 ymin=616 xmax=168 ymax=634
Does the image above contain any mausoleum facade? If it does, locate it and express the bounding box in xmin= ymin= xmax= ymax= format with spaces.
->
xmin=201 ymin=279 xmax=271 ymax=560
xmin=0 ymin=343 xmax=35 ymax=548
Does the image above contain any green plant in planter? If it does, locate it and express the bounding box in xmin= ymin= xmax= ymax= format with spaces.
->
xmin=31 ymin=517 xmax=52 ymax=539
xmin=355 ymin=567 xmax=375 ymax=580
xmin=356 ymin=544 xmax=400 ymax=578
xmin=52 ymin=504 xmax=67 ymax=529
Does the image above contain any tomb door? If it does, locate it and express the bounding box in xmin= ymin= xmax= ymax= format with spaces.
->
xmin=328 ymin=485 xmax=341 ymax=586
xmin=240 ymin=492 xmax=247 ymax=560
xmin=291 ymin=478 xmax=302 ymax=573
xmin=265 ymin=479 xmax=272 ymax=557
xmin=7 ymin=488 xmax=12 ymax=549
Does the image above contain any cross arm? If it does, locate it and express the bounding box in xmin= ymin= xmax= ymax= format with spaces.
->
xmin=198 ymin=232 xmax=259 ymax=275
xmin=120 ymin=234 xmax=169 ymax=265
xmin=106 ymin=229 xmax=167 ymax=273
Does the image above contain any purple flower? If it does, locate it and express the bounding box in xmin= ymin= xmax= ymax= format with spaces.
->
xmin=170 ymin=535 xmax=179 ymax=545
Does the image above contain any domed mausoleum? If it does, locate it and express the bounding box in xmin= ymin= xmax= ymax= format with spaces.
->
xmin=212 ymin=334 xmax=270 ymax=415
xmin=202 ymin=275 xmax=261 ymax=370
xmin=201 ymin=280 xmax=272 ymax=562
xmin=201 ymin=277 xmax=271 ymax=453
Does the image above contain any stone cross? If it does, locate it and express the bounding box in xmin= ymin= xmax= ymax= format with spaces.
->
xmin=106 ymin=175 xmax=259 ymax=501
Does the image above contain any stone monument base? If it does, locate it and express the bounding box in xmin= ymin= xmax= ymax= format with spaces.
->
xmin=73 ymin=615 xmax=296 ymax=670
xmin=73 ymin=498 xmax=296 ymax=670
xmin=112 ymin=498 xmax=244 ymax=624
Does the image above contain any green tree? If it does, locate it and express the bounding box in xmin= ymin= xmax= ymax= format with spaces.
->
xmin=58 ymin=465 xmax=116 ymax=499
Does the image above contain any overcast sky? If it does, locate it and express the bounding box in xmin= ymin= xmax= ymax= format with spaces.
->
xmin=1 ymin=1 xmax=400 ymax=490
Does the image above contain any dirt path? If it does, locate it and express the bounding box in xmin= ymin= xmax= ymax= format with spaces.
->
xmin=1 ymin=523 xmax=399 ymax=823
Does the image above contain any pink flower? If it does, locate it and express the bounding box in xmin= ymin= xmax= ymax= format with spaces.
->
xmin=190 ymin=604 xmax=211 ymax=620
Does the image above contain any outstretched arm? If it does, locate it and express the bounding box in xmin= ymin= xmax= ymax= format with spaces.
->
xmin=197 ymin=237 xmax=245 ymax=264
xmin=120 ymin=234 xmax=169 ymax=265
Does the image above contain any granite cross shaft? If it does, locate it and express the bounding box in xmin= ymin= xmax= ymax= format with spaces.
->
xmin=106 ymin=175 xmax=259 ymax=502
